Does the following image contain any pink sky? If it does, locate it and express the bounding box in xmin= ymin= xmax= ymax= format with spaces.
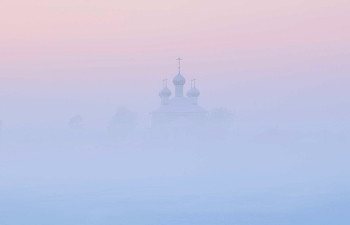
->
xmin=1 ymin=0 xmax=349 ymax=61
xmin=0 ymin=0 xmax=349 ymax=128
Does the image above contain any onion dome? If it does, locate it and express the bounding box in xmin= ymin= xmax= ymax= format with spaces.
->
xmin=173 ymin=73 xmax=186 ymax=85
xmin=159 ymin=87 xmax=172 ymax=97
xmin=186 ymin=87 xmax=200 ymax=98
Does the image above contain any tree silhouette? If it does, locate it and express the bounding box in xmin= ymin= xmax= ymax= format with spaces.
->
xmin=68 ymin=114 xmax=84 ymax=129
xmin=207 ymin=107 xmax=234 ymax=138
xmin=108 ymin=107 xmax=137 ymax=139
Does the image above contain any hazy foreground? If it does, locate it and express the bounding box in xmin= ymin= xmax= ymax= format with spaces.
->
xmin=0 ymin=129 xmax=349 ymax=225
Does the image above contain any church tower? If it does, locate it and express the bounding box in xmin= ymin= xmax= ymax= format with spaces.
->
xmin=187 ymin=78 xmax=200 ymax=105
xmin=159 ymin=79 xmax=171 ymax=105
xmin=173 ymin=58 xmax=186 ymax=97
xmin=151 ymin=58 xmax=208 ymax=128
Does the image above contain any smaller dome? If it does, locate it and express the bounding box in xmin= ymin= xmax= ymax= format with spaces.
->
xmin=159 ymin=87 xmax=172 ymax=97
xmin=187 ymin=87 xmax=200 ymax=98
xmin=173 ymin=73 xmax=186 ymax=85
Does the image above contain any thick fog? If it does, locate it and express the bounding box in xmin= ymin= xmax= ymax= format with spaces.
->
xmin=1 ymin=59 xmax=349 ymax=224
xmin=1 ymin=0 xmax=350 ymax=224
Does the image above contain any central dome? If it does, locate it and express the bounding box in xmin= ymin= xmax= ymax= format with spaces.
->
xmin=173 ymin=73 xmax=186 ymax=85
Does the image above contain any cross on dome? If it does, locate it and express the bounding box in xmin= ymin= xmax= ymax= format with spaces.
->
xmin=176 ymin=57 xmax=183 ymax=73
xmin=162 ymin=78 xmax=168 ymax=88
xmin=190 ymin=78 xmax=197 ymax=88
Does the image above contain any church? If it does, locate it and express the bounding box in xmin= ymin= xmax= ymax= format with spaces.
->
xmin=151 ymin=58 xmax=208 ymax=130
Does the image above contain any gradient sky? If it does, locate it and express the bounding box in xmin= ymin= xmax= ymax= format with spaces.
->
xmin=0 ymin=0 xmax=349 ymax=129
xmin=1 ymin=3 xmax=350 ymax=224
